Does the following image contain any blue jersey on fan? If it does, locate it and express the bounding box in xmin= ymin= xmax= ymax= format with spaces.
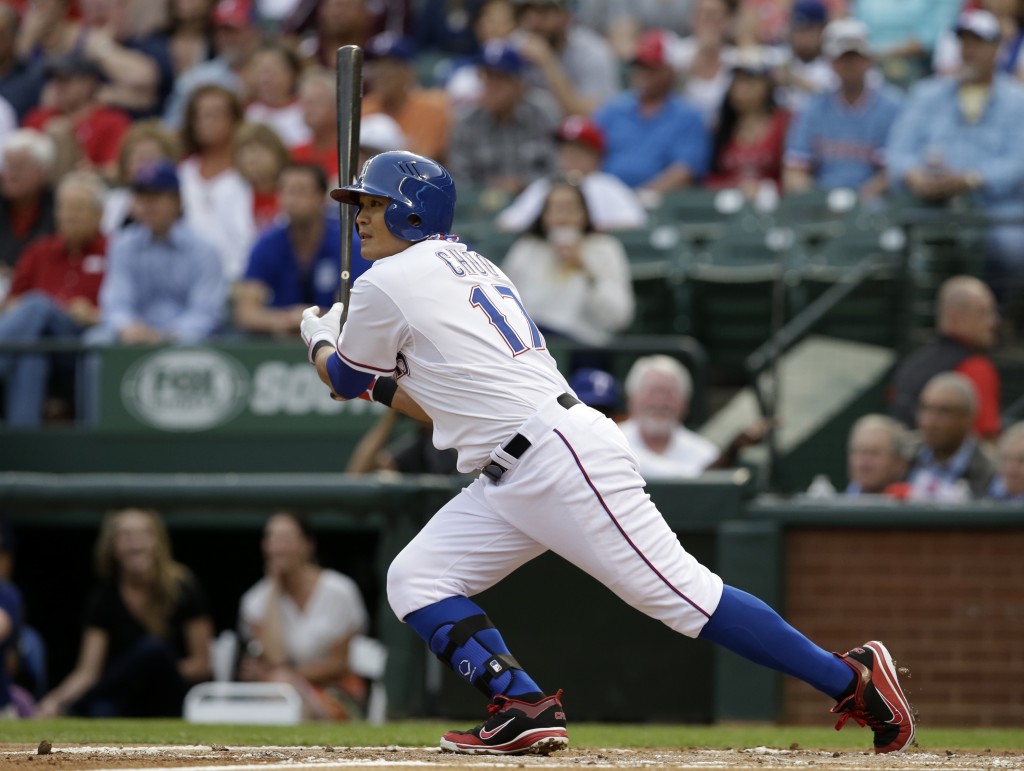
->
xmin=243 ymin=216 xmax=370 ymax=309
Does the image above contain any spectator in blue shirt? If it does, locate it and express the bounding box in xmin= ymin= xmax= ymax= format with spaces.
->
xmin=784 ymin=19 xmax=902 ymax=200
xmin=887 ymin=9 xmax=1024 ymax=304
xmin=89 ymin=161 xmax=226 ymax=344
xmin=593 ymin=28 xmax=709 ymax=197
xmin=234 ymin=162 xmax=369 ymax=337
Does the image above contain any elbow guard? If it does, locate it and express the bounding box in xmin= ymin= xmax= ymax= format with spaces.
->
xmin=326 ymin=352 xmax=376 ymax=399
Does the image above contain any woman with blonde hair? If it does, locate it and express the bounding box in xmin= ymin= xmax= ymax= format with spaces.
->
xmin=36 ymin=508 xmax=213 ymax=717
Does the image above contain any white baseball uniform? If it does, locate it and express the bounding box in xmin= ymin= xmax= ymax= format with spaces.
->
xmin=337 ymin=239 xmax=724 ymax=635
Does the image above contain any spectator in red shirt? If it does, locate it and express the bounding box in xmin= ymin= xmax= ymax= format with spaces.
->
xmin=290 ymin=67 xmax=339 ymax=184
xmin=0 ymin=128 xmax=56 ymax=278
xmin=23 ymin=52 xmax=131 ymax=178
xmin=0 ymin=171 xmax=106 ymax=427
xmin=705 ymin=50 xmax=790 ymax=198
xmin=889 ymin=275 xmax=1002 ymax=439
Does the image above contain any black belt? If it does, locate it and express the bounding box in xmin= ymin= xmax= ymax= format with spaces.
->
xmin=481 ymin=393 xmax=580 ymax=482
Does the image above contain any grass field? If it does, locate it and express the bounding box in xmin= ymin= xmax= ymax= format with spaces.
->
xmin=2 ymin=719 xmax=1023 ymax=752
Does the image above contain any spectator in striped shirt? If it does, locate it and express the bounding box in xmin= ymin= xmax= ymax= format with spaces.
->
xmin=783 ymin=18 xmax=901 ymax=200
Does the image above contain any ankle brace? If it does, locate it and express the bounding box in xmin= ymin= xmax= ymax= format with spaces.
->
xmin=405 ymin=596 xmax=542 ymax=698
xmin=430 ymin=614 xmax=524 ymax=697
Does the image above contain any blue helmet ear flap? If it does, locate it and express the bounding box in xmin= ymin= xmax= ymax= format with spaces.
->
xmin=331 ymin=151 xmax=457 ymax=241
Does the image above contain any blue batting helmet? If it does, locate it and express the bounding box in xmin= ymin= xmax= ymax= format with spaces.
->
xmin=330 ymin=151 xmax=456 ymax=241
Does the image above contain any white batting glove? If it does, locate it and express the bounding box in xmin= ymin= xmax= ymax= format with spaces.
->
xmin=300 ymin=303 xmax=344 ymax=364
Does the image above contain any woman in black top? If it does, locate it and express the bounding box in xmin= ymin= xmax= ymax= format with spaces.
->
xmin=37 ymin=508 xmax=213 ymax=717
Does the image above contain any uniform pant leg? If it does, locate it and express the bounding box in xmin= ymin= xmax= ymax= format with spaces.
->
xmin=387 ymin=478 xmax=547 ymax=621
xmin=485 ymin=406 xmax=724 ymax=638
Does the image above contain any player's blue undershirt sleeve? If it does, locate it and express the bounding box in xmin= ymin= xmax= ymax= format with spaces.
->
xmin=326 ymin=352 xmax=376 ymax=399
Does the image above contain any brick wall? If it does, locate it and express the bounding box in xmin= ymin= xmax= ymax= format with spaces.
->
xmin=781 ymin=529 xmax=1024 ymax=727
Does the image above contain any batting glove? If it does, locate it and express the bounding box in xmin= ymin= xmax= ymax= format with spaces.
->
xmin=300 ymin=303 xmax=344 ymax=364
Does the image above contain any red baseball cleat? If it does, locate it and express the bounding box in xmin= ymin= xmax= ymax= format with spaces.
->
xmin=831 ymin=640 xmax=916 ymax=754
xmin=439 ymin=690 xmax=568 ymax=755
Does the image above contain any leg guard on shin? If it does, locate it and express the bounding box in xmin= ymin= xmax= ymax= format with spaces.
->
xmin=430 ymin=614 xmax=524 ymax=698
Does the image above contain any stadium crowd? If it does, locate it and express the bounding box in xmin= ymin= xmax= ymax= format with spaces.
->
xmin=2 ymin=0 xmax=1024 ymax=720
xmin=0 ymin=0 xmax=1022 ymax=412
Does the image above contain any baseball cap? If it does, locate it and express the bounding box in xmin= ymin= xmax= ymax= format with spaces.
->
xmin=44 ymin=52 xmax=102 ymax=80
xmin=212 ymin=0 xmax=251 ymax=28
xmin=556 ymin=115 xmax=604 ymax=155
xmin=360 ymin=113 xmax=407 ymax=153
xmin=132 ymin=161 xmax=180 ymax=193
xmin=479 ymin=39 xmax=526 ymax=76
xmin=365 ymin=32 xmax=417 ymax=62
xmin=823 ymin=18 xmax=871 ymax=59
xmin=955 ymin=9 xmax=1001 ymax=43
xmin=632 ymin=29 xmax=680 ymax=70
xmin=569 ymin=368 xmax=620 ymax=411
xmin=791 ymin=0 xmax=827 ymax=27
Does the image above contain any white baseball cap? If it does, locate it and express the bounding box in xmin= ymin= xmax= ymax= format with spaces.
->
xmin=954 ymin=9 xmax=1002 ymax=43
xmin=823 ymin=18 xmax=871 ymax=59
xmin=359 ymin=114 xmax=407 ymax=154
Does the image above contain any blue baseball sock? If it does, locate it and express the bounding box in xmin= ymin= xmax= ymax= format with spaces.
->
xmin=698 ymin=585 xmax=856 ymax=699
xmin=405 ymin=596 xmax=543 ymax=700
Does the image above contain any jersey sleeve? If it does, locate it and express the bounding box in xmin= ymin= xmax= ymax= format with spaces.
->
xmin=336 ymin=275 xmax=409 ymax=376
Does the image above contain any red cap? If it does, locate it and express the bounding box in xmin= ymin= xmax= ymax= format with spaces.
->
xmin=213 ymin=0 xmax=251 ymax=28
xmin=632 ymin=29 xmax=675 ymax=69
xmin=556 ymin=115 xmax=605 ymax=155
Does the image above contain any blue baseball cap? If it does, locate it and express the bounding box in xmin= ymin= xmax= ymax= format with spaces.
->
xmin=365 ymin=32 xmax=417 ymax=62
xmin=479 ymin=39 xmax=526 ymax=76
xmin=132 ymin=161 xmax=180 ymax=193
xmin=570 ymin=368 xmax=620 ymax=410
xmin=792 ymin=0 xmax=827 ymax=26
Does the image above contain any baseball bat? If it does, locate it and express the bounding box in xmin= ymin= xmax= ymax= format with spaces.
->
xmin=335 ymin=44 xmax=363 ymax=325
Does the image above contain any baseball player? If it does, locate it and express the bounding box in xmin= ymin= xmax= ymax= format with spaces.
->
xmin=300 ymin=151 xmax=915 ymax=756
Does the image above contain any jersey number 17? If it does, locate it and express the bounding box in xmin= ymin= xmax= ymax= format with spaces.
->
xmin=470 ymin=284 xmax=544 ymax=356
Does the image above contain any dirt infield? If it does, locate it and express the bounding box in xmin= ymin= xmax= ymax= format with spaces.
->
xmin=1 ymin=744 xmax=1022 ymax=771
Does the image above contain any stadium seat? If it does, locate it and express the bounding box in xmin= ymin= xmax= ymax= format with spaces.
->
xmin=184 ymin=681 xmax=303 ymax=725
xmin=611 ymin=225 xmax=690 ymax=335
xmin=464 ymin=228 xmax=519 ymax=264
xmin=684 ymin=226 xmax=802 ymax=379
xmin=786 ymin=212 xmax=908 ymax=349
xmin=348 ymin=634 xmax=389 ymax=725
